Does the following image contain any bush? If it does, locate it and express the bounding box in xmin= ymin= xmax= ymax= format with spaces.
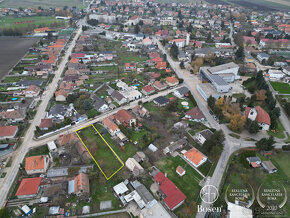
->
xmin=282 ymin=145 xmax=290 ymax=151
xmin=240 ymin=150 xmax=256 ymax=168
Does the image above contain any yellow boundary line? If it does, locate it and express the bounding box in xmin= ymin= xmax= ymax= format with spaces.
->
xmin=75 ymin=124 xmax=124 ymax=180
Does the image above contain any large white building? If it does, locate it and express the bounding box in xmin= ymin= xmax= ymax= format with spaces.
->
xmin=89 ymin=14 xmax=116 ymax=24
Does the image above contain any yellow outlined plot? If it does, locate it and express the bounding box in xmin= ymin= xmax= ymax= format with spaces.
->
xmin=75 ymin=124 xmax=124 ymax=180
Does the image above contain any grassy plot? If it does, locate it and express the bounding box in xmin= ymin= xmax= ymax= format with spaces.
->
xmin=0 ymin=16 xmax=64 ymax=29
xmin=76 ymin=125 xmax=123 ymax=179
xmin=156 ymin=156 xmax=203 ymax=202
xmin=270 ymin=82 xmax=290 ymax=94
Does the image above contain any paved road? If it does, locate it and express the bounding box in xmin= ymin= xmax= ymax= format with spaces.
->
xmin=153 ymin=37 xmax=286 ymax=218
xmin=30 ymin=86 xmax=182 ymax=147
xmin=0 ymin=26 xmax=83 ymax=209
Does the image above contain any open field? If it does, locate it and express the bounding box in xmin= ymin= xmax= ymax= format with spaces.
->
xmin=0 ymin=37 xmax=38 ymax=80
xmin=0 ymin=0 xmax=87 ymax=9
xmin=76 ymin=124 xmax=124 ymax=180
xmin=227 ymin=0 xmax=290 ymax=11
xmin=215 ymin=151 xmax=290 ymax=216
xmin=270 ymin=81 xmax=290 ymax=94
xmin=0 ymin=16 xmax=64 ymax=30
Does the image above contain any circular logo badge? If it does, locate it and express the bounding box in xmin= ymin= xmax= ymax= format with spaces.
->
xmin=225 ymin=183 xmax=255 ymax=208
xmin=200 ymin=185 xmax=219 ymax=204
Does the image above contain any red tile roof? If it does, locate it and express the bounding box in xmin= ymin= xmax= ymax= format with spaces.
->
xmin=115 ymin=109 xmax=135 ymax=127
xmin=142 ymin=85 xmax=155 ymax=93
xmin=245 ymin=106 xmax=271 ymax=125
xmin=155 ymin=172 xmax=186 ymax=210
xmin=25 ymin=155 xmax=47 ymax=171
xmin=39 ymin=118 xmax=53 ymax=129
xmin=184 ymin=148 xmax=207 ymax=166
xmin=15 ymin=177 xmax=42 ymax=196
xmin=185 ymin=107 xmax=205 ymax=120
xmin=0 ymin=126 xmax=18 ymax=137
xmin=72 ymin=53 xmax=85 ymax=58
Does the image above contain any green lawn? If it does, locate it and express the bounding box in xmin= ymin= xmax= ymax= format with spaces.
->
xmin=156 ymin=156 xmax=203 ymax=202
xmin=26 ymin=144 xmax=49 ymax=157
xmin=91 ymin=65 xmax=119 ymax=74
xmin=267 ymin=119 xmax=285 ymax=139
xmin=0 ymin=16 xmax=65 ymax=30
xmin=198 ymin=160 xmax=212 ymax=176
xmin=3 ymin=76 xmax=38 ymax=83
xmin=0 ymin=0 xmax=87 ymax=8
xmin=270 ymin=82 xmax=290 ymax=94
xmin=76 ymin=125 xmax=123 ymax=179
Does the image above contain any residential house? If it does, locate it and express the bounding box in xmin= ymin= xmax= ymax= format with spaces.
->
xmin=245 ymin=106 xmax=271 ymax=131
xmin=246 ymin=157 xmax=261 ymax=168
xmin=132 ymin=105 xmax=150 ymax=118
xmin=185 ymin=107 xmax=205 ymax=121
xmin=57 ymin=133 xmax=77 ymax=146
xmin=39 ymin=118 xmax=53 ymax=130
xmin=153 ymin=81 xmax=167 ymax=91
xmin=25 ymin=155 xmax=50 ymax=175
xmin=125 ymin=158 xmax=144 ymax=176
xmin=111 ymin=90 xmax=127 ymax=105
xmin=123 ymin=88 xmax=142 ymax=102
xmin=184 ymin=147 xmax=207 ymax=167
xmin=153 ymin=96 xmax=169 ymax=107
xmin=68 ymin=173 xmax=90 ymax=199
xmin=0 ymin=110 xmax=26 ymax=123
xmin=155 ymin=172 xmax=186 ymax=211
xmin=24 ymin=85 xmax=41 ymax=98
xmin=173 ymin=87 xmax=189 ymax=98
xmin=0 ymin=126 xmax=18 ymax=139
xmin=142 ymin=37 xmax=152 ymax=46
xmin=170 ymin=39 xmax=185 ymax=48
xmin=114 ymin=109 xmax=137 ymax=127
xmin=262 ymin=161 xmax=277 ymax=174
xmin=155 ymin=61 xmax=167 ymax=70
xmin=55 ymin=89 xmax=68 ymax=102
xmin=99 ymin=51 xmax=113 ymax=60
xmin=124 ymin=62 xmax=136 ymax=72
xmin=257 ymin=53 xmax=270 ymax=63
xmin=116 ymin=81 xmax=129 ymax=91
xmin=47 ymin=104 xmax=71 ymax=122
xmin=142 ymin=85 xmax=155 ymax=95
xmin=102 ymin=118 xmax=120 ymax=136
xmin=165 ymin=77 xmax=179 ymax=87
xmin=92 ymin=96 xmax=108 ymax=113
xmin=15 ymin=177 xmax=42 ymax=199
xmin=195 ymin=129 xmax=213 ymax=145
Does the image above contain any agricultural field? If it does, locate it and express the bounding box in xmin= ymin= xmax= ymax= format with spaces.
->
xmin=0 ymin=16 xmax=64 ymax=29
xmin=270 ymin=81 xmax=290 ymax=94
xmin=76 ymin=124 xmax=124 ymax=179
xmin=0 ymin=0 xmax=87 ymax=9
xmin=0 ymin=37 xmax=39 ymax=80
xmin=227 ymin=0 xmax=290 ymax=11
xmin=215 ymin=151 xmax=290 ymax=216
